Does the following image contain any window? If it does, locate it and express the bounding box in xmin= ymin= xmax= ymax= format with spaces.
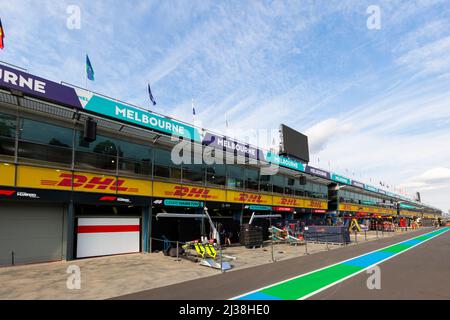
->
xmin=259 ymin=174 xmax=272 ymax=192
xmin=182 ymin=163 xmax=205 ymax=184
xmin=18 ymin=117 xmax=73 ymax=165
xmin=153 ymin=148 xmax=181 ymax=180
xmin=206 ymin=164 xmax=226 ymax=187
xmin=117 ymin=140 xmax=152 ymax=176
xmin=0 ymin=112 xmax=16 ymax=157
xmin=75 ymin=132 xmax=117 ymax=171
xmin=272 ymin=175 xmax=285 ymax=194
xmin=227 ymin=165 xmax=244 ymax=189
xmin=245 ymin=168 xmax=259 ymax=191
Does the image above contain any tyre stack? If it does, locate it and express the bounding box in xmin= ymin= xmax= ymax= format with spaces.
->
xmin=240 ymin=224 xmax=263 ymax=248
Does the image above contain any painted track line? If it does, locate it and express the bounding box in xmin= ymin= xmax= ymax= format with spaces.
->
xmin=231 ymin=227 xmax=450 ymax=300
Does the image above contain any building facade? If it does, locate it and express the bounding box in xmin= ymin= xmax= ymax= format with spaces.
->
xmin=0 ymin=63 xmax=441 ymax=266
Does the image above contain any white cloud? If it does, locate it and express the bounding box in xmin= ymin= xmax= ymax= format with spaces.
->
xmin=306 ymin=118 xmax=353 ymax=154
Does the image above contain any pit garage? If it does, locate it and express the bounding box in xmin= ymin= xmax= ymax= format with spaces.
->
xmin=0 ymin=202 xmax=66 ymax=266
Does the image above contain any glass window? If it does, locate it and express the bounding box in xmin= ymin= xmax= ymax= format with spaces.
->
xmin=0 ymin=112 xmax=16 ymax=157
xmin=153 ymin=148 xmax=181 ymax=180
xmin=117 ymin=140 xmax=152 ymax=176
xmin=272 ymin=175 xmax=285 ymax=194
xmin=259 ymin=174 xmax=272 ymax=192
xmin=206 ymin=164 xmax=226 ymax=187
xmin=182 ymin=163 xmax=205 ymax=184
xmin=0 ymin=113 xmax=16 ymax=138
xmin=227 ymin=165 xmax=244 ymax=189
xmin=19 ymin=118 xmax=73 ymax=147
xmin=75 ymin=132 xmax=117 ymax=171
xmin=245 ymin=168 xmax=259 ymax=191
xmin=17 ymin=117 xmax=73 ymax=165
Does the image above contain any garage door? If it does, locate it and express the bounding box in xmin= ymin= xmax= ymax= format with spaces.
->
xmin=0 ymin=203 xmax=64 ymax=266
xmin=76 ymin=218 xmax=140 ymax=258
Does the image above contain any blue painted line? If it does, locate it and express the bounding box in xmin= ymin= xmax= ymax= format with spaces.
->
xmin=238 ymin=292 xmax=282 ymax=300
xmin=342 ymin=251 xmax=393 ymax=268
xmin=401 ymin=239 xmax=422 ymax=246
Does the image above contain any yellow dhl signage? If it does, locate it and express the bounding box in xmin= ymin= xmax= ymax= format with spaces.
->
xmin=400 ymin=210 xmax=419 ymax=217
xmin=272 ymin=196 xmax=302 ymax=207
xmin=339 ymin=203 xmax=395 ymax=215
xmin=304 ymin=199 xmax=328 ymax=210
xmin=227 ymin=190 xmax=272 ymax=205
xmin=15 ymin=165 xmax=151 ymax=196
xmin=153 ymin=181 xmax=226 ymax=201
xmin=0 ymin=163 xmax=15 ymax=186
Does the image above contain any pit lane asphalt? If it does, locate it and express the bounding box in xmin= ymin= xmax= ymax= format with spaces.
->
xmin=310 ymin=227 xmax=450 ymax=300
xmin=113 ymin=228 xmax=440 ymax=300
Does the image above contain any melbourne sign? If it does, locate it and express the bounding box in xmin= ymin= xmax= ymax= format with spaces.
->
xmin=0 ymin=63 xmax=81 ymax=107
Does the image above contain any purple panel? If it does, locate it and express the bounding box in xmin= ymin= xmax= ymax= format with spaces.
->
xmin=202 ymin=132 xmax=264 ymax=160
xmin=305 ymin=166 xmax=330 ymax=179
xmin=0 ymin=64 xmax=81 ymax=108
xmin=351 ymin=180 xmax=365 ymax=189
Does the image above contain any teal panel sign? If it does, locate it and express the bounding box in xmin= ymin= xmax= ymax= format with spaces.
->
xmin=248 ymin=205 xmax=272 ymax=211
xmin=164 ymin=199 xmax=204 ymax=208
xmin=263 ymin=152 xmax=305 ymax=172
xmin=78 ymin=91 xmax=201 ymax=142
xmin=331 ymin=173 xmax=351 ymax=185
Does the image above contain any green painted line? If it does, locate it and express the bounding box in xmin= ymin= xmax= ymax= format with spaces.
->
xmin=380 ymin=243 xmax=412 ymax=253
xmin=234 ymin=227 xmax=450 ymax=300
xmin=260 ymin=264 xmax=363 ymax=300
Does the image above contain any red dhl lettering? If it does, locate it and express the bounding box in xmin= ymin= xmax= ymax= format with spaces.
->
xmin=42 ymin=173 xmax=137 ymax=192
xmin=280 ymin=198 xmax=298 ymax=206
xmin=173 ymin=186 xmax=211 ymax=198
xmin=238 ymin=193 xmax=263 ymax=203
xmin=309 ymin=200 xmax=323 ymax=208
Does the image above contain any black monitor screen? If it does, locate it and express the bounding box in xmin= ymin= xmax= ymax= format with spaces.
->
xmin=280 ymin=124 xmax=310 ymax=163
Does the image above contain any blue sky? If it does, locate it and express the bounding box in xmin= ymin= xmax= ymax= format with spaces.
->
xmin=1 ymin=0 xmax=450 ymax=211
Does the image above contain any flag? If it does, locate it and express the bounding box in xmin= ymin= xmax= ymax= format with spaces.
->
xmin=148 ymin=84 xmax=156 ymax=106
xmin=192 ymin=99 xmax=196 ymax=116
xmin=225 ymin=113 xmax=229 ymax=128
xmin=0 ymin=18 xmax=5 ymax=50
xmin=86 ymin=55 xmax=94 ymax=81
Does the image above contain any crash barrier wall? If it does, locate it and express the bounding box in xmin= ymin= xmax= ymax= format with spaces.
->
xmin=303 ymin=226 xmax=351 ymax=244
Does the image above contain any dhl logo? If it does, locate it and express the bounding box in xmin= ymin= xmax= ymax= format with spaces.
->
xmin=238 ymin=193 xmax=264 ymax=203
xmin=41 ymin=173 xmax=139 ymax=193
xmin=279 ymin=198 xmax=299 ymax=206
xmin=308 ymin=200 xmax=323 ymax=208
xmin=168 ymin=186 xmax=213 ymax=199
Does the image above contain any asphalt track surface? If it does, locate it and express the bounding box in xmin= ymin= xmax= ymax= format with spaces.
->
xmin=114 ymin=228 xmax=448 ymax=300
xmin=311 ymin=227 xmax=450 ymax=300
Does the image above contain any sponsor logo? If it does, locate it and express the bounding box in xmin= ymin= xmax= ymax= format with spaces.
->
xmin=308 ymin=200 xmax=323 ymax=208
xmin=273 ymin=206 xmax=294 ymax=212
xmin=238 ymin=193 xmax=264 ymax=203
xmin=279 ymin=197 xmax=299 ymax=206
xmin=165 ymin=186 xmax=213 ymax=199
xmin=99 ymin=196 xmax=131 ymax=203
xmin=41 ymin=173 xmax=139 ymax=193
xmin=17 ymin=192 xmax=40 ymax=199
xmin=0 ymin=190 xmax=16 ymax=196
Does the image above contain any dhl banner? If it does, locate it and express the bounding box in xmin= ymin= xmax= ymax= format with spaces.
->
xmin=303 ymin=199 xmax=328 ymax=210
xmin=227 ymin=190 xmax=272 ymax=205
xmin=0 ymin=163 xmax=15 ymax=187
xmin=400 ymin=210 xmax=420 ymax=217
xmin=152 ymin=181 xmax=226 ymax=202
xmin=15 ymin=165 xmax=151 ymax=196
xmin=272 ymin=196 xmax=303 ymax=208
xmin=339 ymin=203 xmax=396 ymax=215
